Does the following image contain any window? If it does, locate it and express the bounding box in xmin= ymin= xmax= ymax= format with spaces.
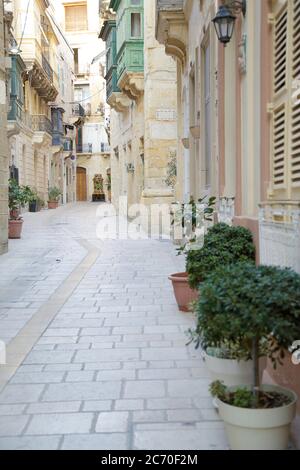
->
xmin=73 ymin=48 xmax=79 ymax=74
xmin=271 ymin=0 xmax=300 ymax=197
xmin=74 ymin=84 xmax=90 ymax=102
xmin=131 ymin=13 xmax=141 ymax=38
xmin=65 ymin=3 xmax=87 ymax=32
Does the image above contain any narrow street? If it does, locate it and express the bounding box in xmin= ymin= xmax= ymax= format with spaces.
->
xmin=0 ymin=203 xmax=226 ymax=450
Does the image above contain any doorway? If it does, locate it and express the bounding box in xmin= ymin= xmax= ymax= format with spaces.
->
xmin=76 ymin=167 xmax=87 ymax=201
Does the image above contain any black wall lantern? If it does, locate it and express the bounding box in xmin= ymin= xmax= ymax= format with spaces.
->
xmin=212 ymin=1 xmax=247 ymax=46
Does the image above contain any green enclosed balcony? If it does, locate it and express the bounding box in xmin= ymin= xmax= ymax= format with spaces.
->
xmin=7 ymin=54 xmax=32 ymax=136
xmin=100 ymin=19 xmax=120 ymax=102
xmin=110 ymin=0 xmax=144 ymax=100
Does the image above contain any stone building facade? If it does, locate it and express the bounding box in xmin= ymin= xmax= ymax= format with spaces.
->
xmin=156 ymin=0 xmax=300 ymax=438
xmin=5 ymin=0 xmax=77 ymax=207
xmin=58 ymin=0 xmax=110 ymax=203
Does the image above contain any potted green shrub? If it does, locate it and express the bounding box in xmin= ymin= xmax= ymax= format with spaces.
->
xmin=169 ymin=197 xmax=215 ymax=312
xmin=186 ymin=224 xmax=257 ymax=381
xmin=197 ymin=263 xmax=300 ymax=450
xmin=37 ymin=196 xmax=45 ymax=211
xmin=8 ymin=179 xmax=34 ymax=239
xmin=186 ymin=222 xmax=256 ymax=290
xmin=48 ymin=187 xmax=62 ymax=209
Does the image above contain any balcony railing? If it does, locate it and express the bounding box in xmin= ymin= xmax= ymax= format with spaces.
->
xmin=32 ymin=114 xmax=53 ymax=135
xmin=101 ymin=143 xmax=110 ymax=152
xmin=72 ymin=103 xmax=85 ymax=117
xmin=42 ymin=54 xmax=54 ymax=83
xmin=8 ymin=99 xmax=32 ymax=128
xmin=64 ymin=139 xmax=74 ymax=152
xmin=77 ymin=143 xmax=93 ymax=153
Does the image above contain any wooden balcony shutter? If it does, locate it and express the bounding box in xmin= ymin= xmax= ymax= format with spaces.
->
xmin=273 ymin=104 xmax=287 ymax=187
xmin=292 ymin=0 xmax=300 ymax=79
xmin=274 ymin=6 xmax=288 ymax=94
xmin=291 ymin=0 xmax=300 ymax=187
xmin=291 ymin=101 xmax=300 ymax=186
xmin=65 ymin=4 xmax=87 ymax=32
xmin=272 ymin=3 xmax=288 ymax=191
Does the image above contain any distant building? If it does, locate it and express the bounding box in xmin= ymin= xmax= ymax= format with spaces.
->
xmin=5 ymin=0 xmax=77 ymax=207
xmin=58 ymin=0 xmax=110 ymax=202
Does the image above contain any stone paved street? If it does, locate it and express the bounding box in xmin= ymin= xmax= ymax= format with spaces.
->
xmin=0 ymin=203 xmax=227 ymax=450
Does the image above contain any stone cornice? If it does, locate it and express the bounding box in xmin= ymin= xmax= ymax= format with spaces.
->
xmin=108 ymin=91 xmax=131 ymax=113
xmin=27 ymin=59 xmax=58 ymax=102
xmin=156 ymin=9 xmax=188 ymax=66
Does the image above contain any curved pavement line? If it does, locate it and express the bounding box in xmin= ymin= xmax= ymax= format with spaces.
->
xmin=0 ymin=239 xmax=100 ymax=393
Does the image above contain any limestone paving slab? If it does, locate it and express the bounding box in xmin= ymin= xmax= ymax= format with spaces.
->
xmin=0 ymin=203 xmax=227 ymax=450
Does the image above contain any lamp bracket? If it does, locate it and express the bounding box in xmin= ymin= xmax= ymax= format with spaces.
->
xmin=223 ymin=0 xmax=247 ymax=16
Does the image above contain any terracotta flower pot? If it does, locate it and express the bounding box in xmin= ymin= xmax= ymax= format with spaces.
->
xmin=8 ymin=219 xmax=23 ymax=239
xmin=10 ymin=209 xmax=20 ymax=219
xmin=169 ymin=272 xmax=199 ymax=312
xmin=48 ymin=201 xmax=59 ymax=209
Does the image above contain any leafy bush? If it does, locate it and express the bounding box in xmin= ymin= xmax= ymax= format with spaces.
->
xmin=194 ymin=263 xmax=300 ymax=372
xmin=48 ymin=187 xmax=62 ymax=202
xmin=9 ymin=179 xmax=35 ymax=217
xmin=186 ymin=223 xmax=256 ymax=289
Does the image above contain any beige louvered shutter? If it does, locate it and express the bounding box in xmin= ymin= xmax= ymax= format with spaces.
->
xmin=273 ymin=104 xmax=287 ymax=187
xmin=292 ymin=0 xmax=300 ymax=79
xmin=291 ymin=101 xmax=300 ymax=186
xmin=274 ymin=6 xmax=288 ymax=94
xmin=291 ymin=0 xmax=300 ymax=188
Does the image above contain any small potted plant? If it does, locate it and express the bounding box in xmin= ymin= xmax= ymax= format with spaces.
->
xmin=169 ymin=196 xmax=215 ymax=312
xmin=8 ymin=179 xmax=34 ymax=239
xmin=28 ymin=189 xmax=39 ymax=213
xmin=197 ymin=263 xmax=300 ymax=450
xmin=37 ymin=196 xmax=45 ymax=211
xmin=48 ymin=187 xmax=62 ymax=209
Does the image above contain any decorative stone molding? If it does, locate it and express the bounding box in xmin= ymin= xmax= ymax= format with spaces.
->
xmin=218 ymin=197 xmax=235 ymax=225
xmin=238 ymin=34 xmax=247 ymax=75
xmin=156 ymin=3 xmax=188 ymax=66
xmin=190 ymin=125 xmax=200 ymax=139
xmin=32 ymin=132 xmax=52 ymax=148
xmin=7 ymin=116 xmax=33 ymax=139
xmin=118 ymin=71 xmax=144 ymax=101
xmin=27 ymin=60 xmax=58 ymax=102
xmin=107 ymin=91 xmax=131 ymax=113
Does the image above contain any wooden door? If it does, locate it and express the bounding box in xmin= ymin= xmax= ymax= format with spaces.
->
xmin=76 ymin=167 xmax=87 ymax=201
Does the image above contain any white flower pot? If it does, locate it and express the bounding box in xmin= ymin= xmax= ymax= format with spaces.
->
xmin=217 ymin=385 xmax=297 ymax=450
xmin=205 ymin=353 xmax=263 ymax=386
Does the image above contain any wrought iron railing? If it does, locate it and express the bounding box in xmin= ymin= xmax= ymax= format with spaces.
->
xmin=64 ymin=139 xmax=73 ymax=152
xmin=76 ymin=143 xmax=93 ymax=153
xmin=72 ymin=103 xmax=85 ymax=117
xmin=101 ymin=143 xmax=110 ymax=152
xmin=42 ymin=54 xmax=54 ymax=82
xmin=31 ymin=114 xmax=53 ymax=135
